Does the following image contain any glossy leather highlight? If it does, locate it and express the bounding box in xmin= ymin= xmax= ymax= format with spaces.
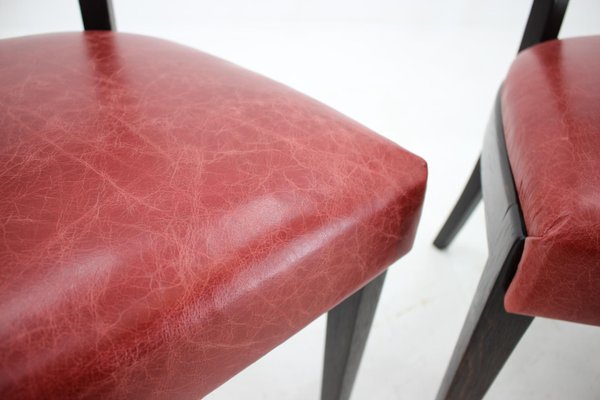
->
xmin=502 ymin=36 xmax=600 ymax=326
xmin=0 ymin=32 xmax=427 ymax=398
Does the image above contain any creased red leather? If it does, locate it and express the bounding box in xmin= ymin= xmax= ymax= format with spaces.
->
xmin=0 ymin=32 xmax=427 ymax=399
xmin=502 ymin=36 xmax=600 ymax=326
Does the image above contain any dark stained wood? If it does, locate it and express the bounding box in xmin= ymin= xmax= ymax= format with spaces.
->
xmin=321 ymin=271 xmax=387 ymax=400
xmin=435 ymin=95 xmax=533 ymax=400
xmin=433 ymin=158 xmax=482 ymax=249
xmin=79 ymin=0 xmax=115 ymax=31
xmin=435 ymin=237 xmax=532 ymax=400
xmin=519 ymin=0 xmax=569 ymax=52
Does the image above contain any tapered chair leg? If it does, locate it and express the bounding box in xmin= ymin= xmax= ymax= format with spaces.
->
xmin=434 ymin=158 xmax=483 ymax=249
xmin=435 ymin=234 xmax=533 ymax=400
xmin=321 ymin=271 xmax=387 ymax=400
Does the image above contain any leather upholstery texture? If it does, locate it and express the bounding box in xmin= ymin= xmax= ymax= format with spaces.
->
xmin=502 ymin=36 xmax=600 ymax=326
xmin=0 ymin=32 xmax=427 ymax=399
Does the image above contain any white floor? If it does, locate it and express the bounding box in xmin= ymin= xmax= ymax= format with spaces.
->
xmin=2 ymin=1 xmax=600 ymax=399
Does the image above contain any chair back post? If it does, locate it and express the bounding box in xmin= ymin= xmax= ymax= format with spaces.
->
xmin=519 ymin=0 xmax=569 ymax=52
xmin=79 ymin=0 xmax=115 ymax=31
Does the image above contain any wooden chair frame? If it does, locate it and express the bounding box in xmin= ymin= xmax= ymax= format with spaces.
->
xmin=434 ymin=1 xmax=569 ymax=399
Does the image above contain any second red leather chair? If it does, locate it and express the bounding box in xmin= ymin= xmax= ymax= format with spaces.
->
xmin=434 ymin=1 xmax=600 ymax=399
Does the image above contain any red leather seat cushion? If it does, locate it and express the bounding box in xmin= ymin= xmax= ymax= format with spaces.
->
xmin=0 ymin=32 xmax=426 ymax=399
xmin=502 ymin=36 xmax=600 ymax=325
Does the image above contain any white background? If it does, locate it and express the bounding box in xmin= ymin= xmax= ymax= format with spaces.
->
xmin=2 ymin=1 xmax=600 ymax=398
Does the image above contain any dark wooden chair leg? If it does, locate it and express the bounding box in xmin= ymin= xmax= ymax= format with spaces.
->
xmin=321 ymin=271 xmax=387 ymax=400
xmin=79 ymin=0 xmax=116 ymax=31
xmin=435 ymin=234 xmax=533 ymax=400
xmin=433 ymin=158 xmax=482 ymax=249
xmin=437 ymin=92 xmax=535 ymax=400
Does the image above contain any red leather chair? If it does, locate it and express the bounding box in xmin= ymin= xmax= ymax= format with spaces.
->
xmin=434 ymin=1 xmax=600 ymax=399
xmin=0 ymin=1 xmax=427 ymax=399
